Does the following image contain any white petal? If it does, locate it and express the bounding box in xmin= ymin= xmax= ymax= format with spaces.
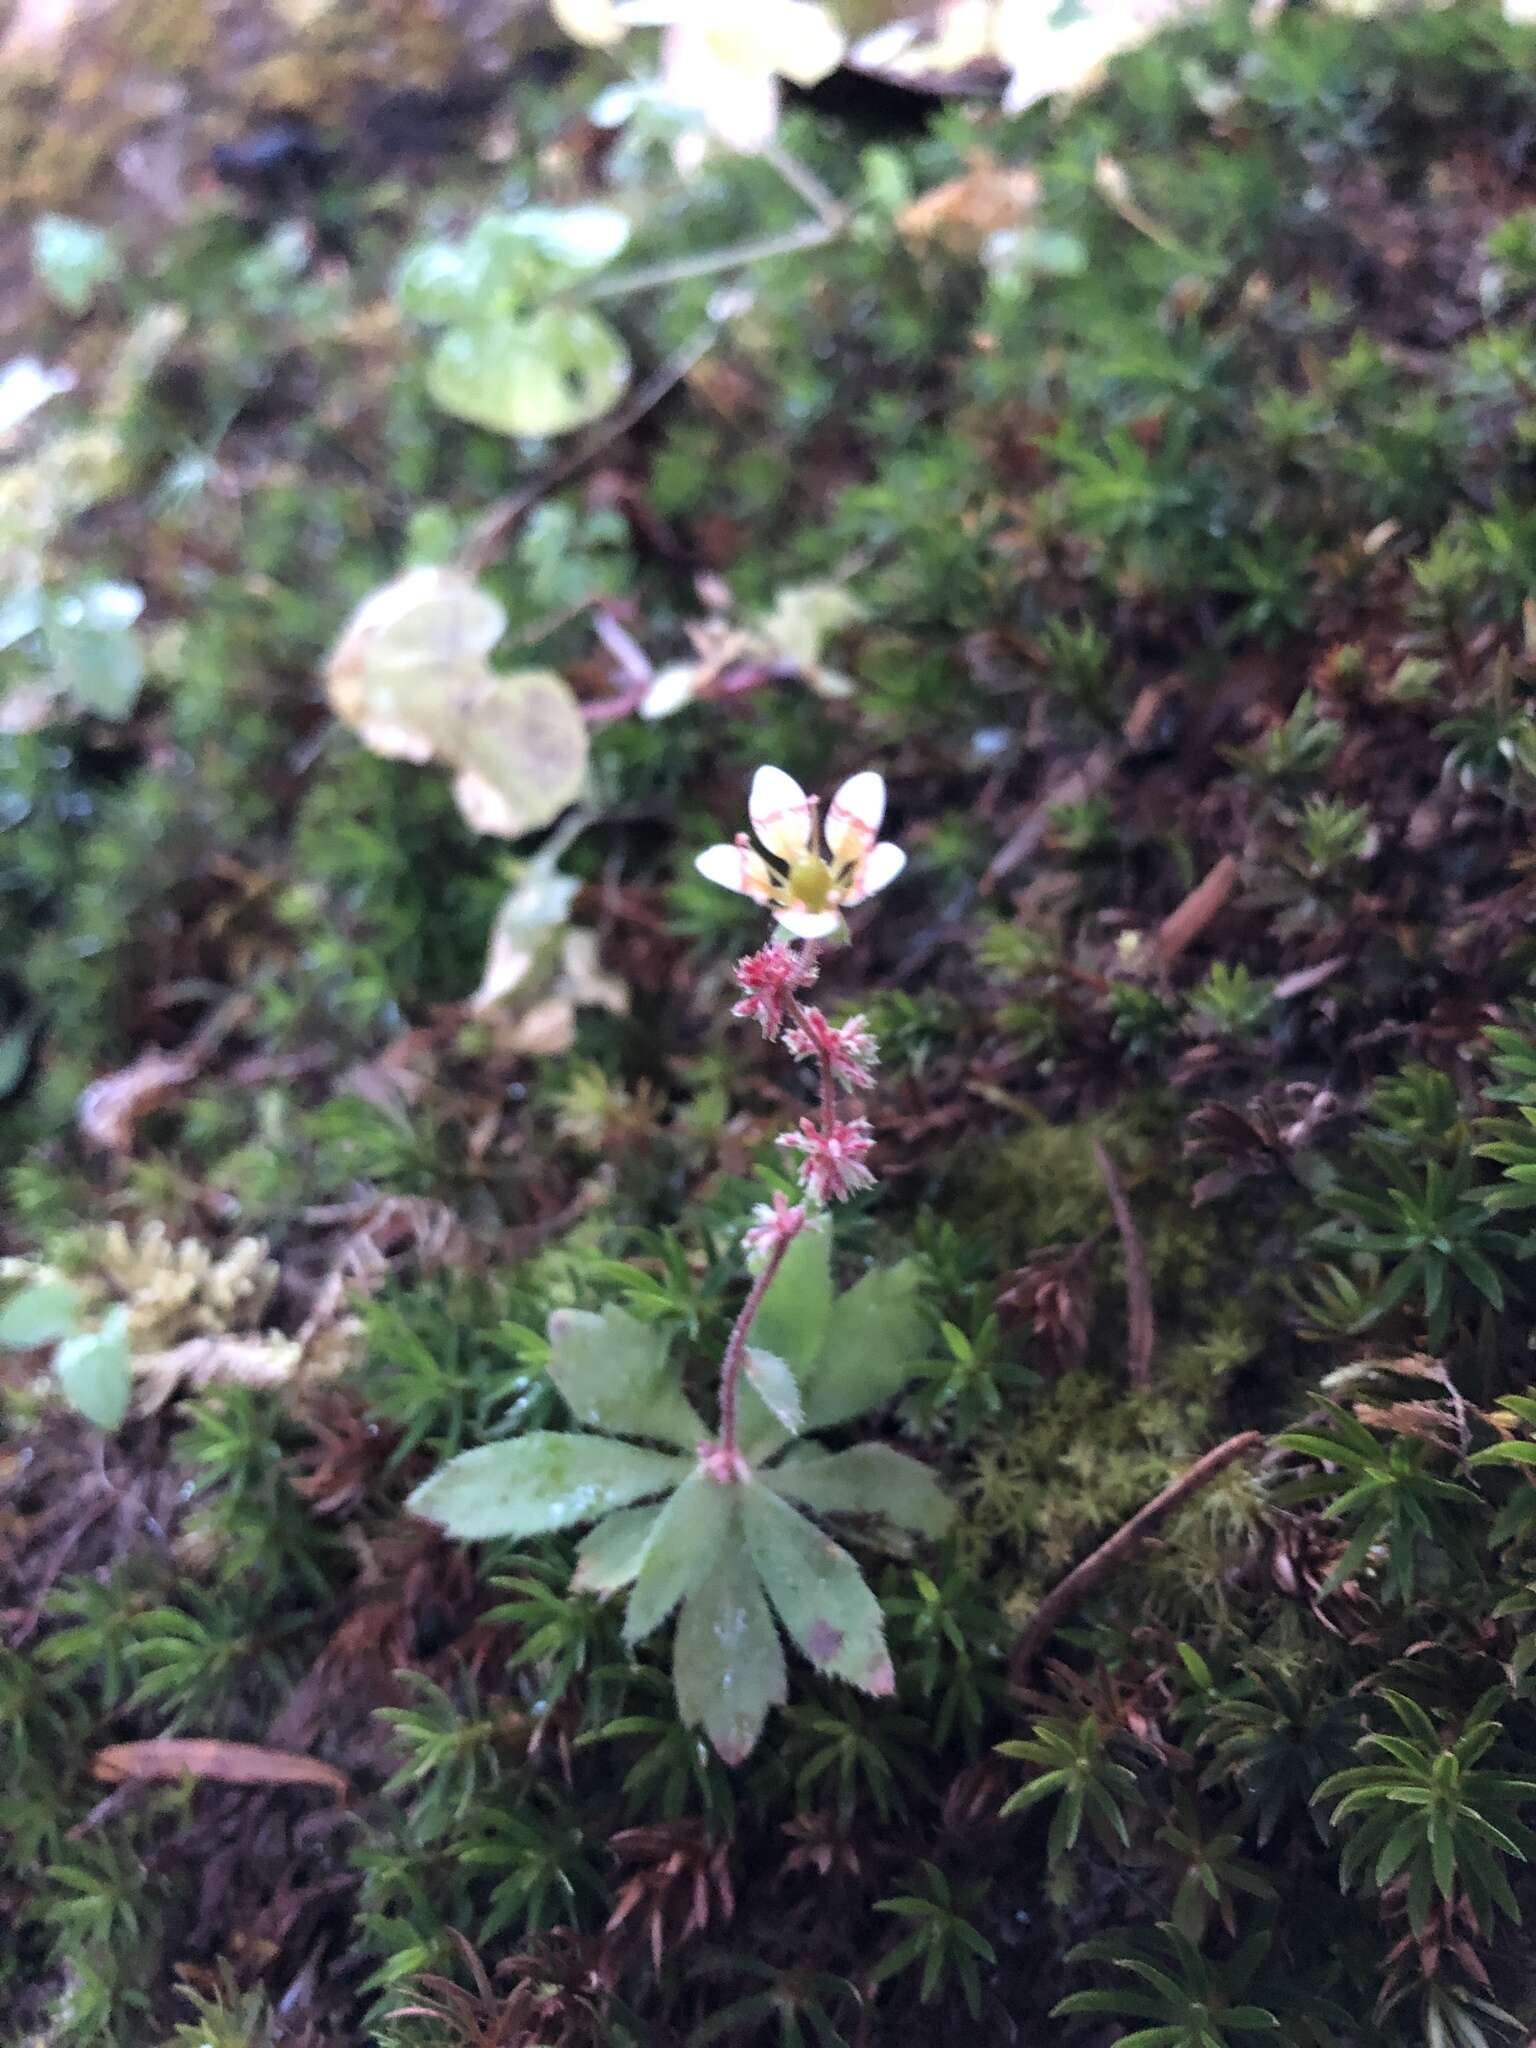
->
xmin=844 ymin=841 xmax=906 ymax=904
xmin=696 ymin=841 xmax=774 ymax=902
xmin=639 ymin=663 xmax=703 ymax=720
xmin=551 ymin=0 xmax=625 ymax=45
xmin=662 ymin=26 xmax=780 ymax=151
xmin=749 ymin=765 xmax=815 ymax=861
xmin=756 ymin=1 xmax=847 ymax=86
xmin=824 ymin=770 xmax=885 ymax=867
xmin=777 ymin=907 xmax=844 ymax=939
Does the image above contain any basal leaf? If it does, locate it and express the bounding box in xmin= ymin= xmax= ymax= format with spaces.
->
xmin=744 ymin=1346 xmax=803 ymax=1435
xmin=740 ymin=1480 xmax=892 ymax=1695
xmin=406 ymin=1433 xmax=688 ymax=1541
xmin=765 ymin=1442 xmax=952 ymax=1538
xmin=0 ymin=1278 xmax=85 ymax=1348
xmin=803 ymin=1259 xmax=928 ymax=1430
xmin=53 ymin=1305 xmax=132 ymax=1430
xmin=571 ymin=1502 xmax=666 ymax=1594
xmin=545 ymin=1305 xmax=704 ymax=1449
xmin=673 ymin=1506 xmax=786 ymax=1765
xmin=751 ymin=1222 xmax=833 ymax=1373
xmin=624 ymin=1468 xmax=732 ymax=1643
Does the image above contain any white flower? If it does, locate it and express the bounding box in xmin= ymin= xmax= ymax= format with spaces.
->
xmin=695 ymin=765 xmax=907 ymax=939
xmin=994 ymin=0 xmax=1194 ymax=112
xmin=553 ymin=0 xmax=846 ymax=152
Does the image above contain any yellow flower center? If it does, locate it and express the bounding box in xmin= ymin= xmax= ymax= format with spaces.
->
xmin=783 ymin=856 xmax=838 ymax=912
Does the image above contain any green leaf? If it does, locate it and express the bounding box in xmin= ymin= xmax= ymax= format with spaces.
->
xmin=427 ymin=308 xmax=630 ymax=438
xmin=1470 ymin=1442 xmax=1536 ymax=1468
xmin=406 ymin=1433 xmax=688 ymax=1540
xmin=751 ymin=1222 xmax=834 ymax=1372
xmin=54 ymin=1306 xmax=132 ymax=1430
xmin=571 ymin=1502 xmax=665 ymax=1594
xmin=674 ymin=1507 xmax=786 ymax=1765
xmin=803 ymin=1260 xmax=928 ymax=1430
xmin=740 ymin=1480 xmax=892 ymax=1694
xmin=397 ymin=238 xmax=493 ymax=323
xmin=545 ymin=1305 xmax=704 ymax=1449
xmin=516 ymin=205 xmax=631 ymax=271
xmin=766 ymin=1443 xmax=952 ymax=1538
xmin=0 ymin=1022 xmax=31 ymax=1100
xmin=0 ymin=1279 xmax=85 ymax=1348
xmin=744 ymin=1347 xmax=803 ymax=1435
xmin=624 ymin=1469 xmax=732 ymax=1644
xmin=32 ymin=214 xmax=122 ymax=313
xmin=45 ymin=582 xmax=145 ymax=718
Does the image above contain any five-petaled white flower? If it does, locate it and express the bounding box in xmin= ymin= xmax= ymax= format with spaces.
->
xmin=695 ymin=766 xmax=906 ymax=940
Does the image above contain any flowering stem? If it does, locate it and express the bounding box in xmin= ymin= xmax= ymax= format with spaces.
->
xmin=787 ymin=990 xmax=838 ymax=1136
xmin=786 ymin=939 xmax=837 ymax=1134
xmin=717 ymin=1228 xmax=796 ymax=1459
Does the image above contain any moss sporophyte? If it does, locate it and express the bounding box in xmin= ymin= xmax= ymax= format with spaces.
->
xmin=408 ymin=766 xmax=947 ymax=1761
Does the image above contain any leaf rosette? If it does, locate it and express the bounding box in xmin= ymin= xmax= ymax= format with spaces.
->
xmin=408 ymin=1229 xmax=949 ymax=1761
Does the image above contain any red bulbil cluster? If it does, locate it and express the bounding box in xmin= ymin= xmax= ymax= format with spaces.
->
xmin=731 ymin=941 xmax=818 ymax=1041
xmin=783 ymin=1006 xmax=879 ymax=1091
xmin=776 ymin=1114 xmax=877 ymax=1205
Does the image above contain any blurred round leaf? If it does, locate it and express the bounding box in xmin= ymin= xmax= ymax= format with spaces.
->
xmin=396 ymin=238 xmax=494 ymax=324
xmin=515 ymin=205 xmax=631 ymax=271
xmin=325 ymin=567 xmax=588 ymax=839
xmin=45 ymin=580 xmax=146 ymax=718
xmin=54 ymin=1305 xmax=133 ymax=1430
xmin=0 ymin=1279 xmax=84 ymax=1348
xmin=32 ymin=215 xmax=123 ymax=316
xmin=426 ymin=309 xmax=630 ymax=438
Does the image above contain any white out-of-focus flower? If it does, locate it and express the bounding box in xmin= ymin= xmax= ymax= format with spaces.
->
xmin=638 ymin=582 xmax=860 ymax=721
xmin=695 ymin=765 xmax=906 ymax=940
xmin=850 ymin=0 xmax=1201 ymax=114
xmin=552 ymin=0 xmax=846 ymax=151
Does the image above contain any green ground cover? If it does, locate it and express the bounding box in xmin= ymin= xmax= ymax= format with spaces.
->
xmin=10 ymin=4 xmax=1536 ymax=2041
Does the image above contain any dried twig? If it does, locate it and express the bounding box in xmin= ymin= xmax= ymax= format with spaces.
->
xmin=1008 ymin=1431 xmax=1264 ymax=1687
xmin=982 ymin=743 xmax=1118 ymax=892
xmin=1092 ymin=1138 xmax=1154 ymax=1388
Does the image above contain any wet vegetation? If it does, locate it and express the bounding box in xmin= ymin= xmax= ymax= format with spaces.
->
xmin=11 ymin=3 xmax=1536 ymax=2042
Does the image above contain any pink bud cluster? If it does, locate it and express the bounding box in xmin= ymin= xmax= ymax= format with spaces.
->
xmin=777 ymin=1115 xmax=877 ymax=1204
xmin=731 ymin=942 xmax=882 ymax=1211
xmin=731 ymin=941 xmax=817 ymax=1041
xmin=784 ymin=1005 xmax=879 ymax=1091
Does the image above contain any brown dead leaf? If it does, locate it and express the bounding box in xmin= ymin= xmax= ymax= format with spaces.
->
xmin=92 ymin=1739 xmax=348 ymax=1797
xmin=898 ymin=151 xmax=1040 ymax=255
xmin=1155 ymin=854 xmax=1238 ymax=965
xmin=76 ymin=1047 xmax=204 ymax=1152
xmin=76 ymin=996 xmax=250 ymax=1152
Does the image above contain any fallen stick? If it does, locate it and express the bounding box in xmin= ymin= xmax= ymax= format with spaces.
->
xmin=1092 ymin=1139 xmax=1153 ymax=1388
xmin=1008 ymin=1431 xmax=1263 ymax=1687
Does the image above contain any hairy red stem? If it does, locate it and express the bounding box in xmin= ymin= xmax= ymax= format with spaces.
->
xmin=718 ymin=1229 xmax=796 ymax=1457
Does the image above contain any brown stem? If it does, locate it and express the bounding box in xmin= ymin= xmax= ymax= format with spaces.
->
xmin=1092 ymin=1139 xmax=1154 ymax=1388
xmin=1007 ymin=1431 xmax=1263 ymax=1688
xmin=718 ymin=1229 xmax=796 ymax=1457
